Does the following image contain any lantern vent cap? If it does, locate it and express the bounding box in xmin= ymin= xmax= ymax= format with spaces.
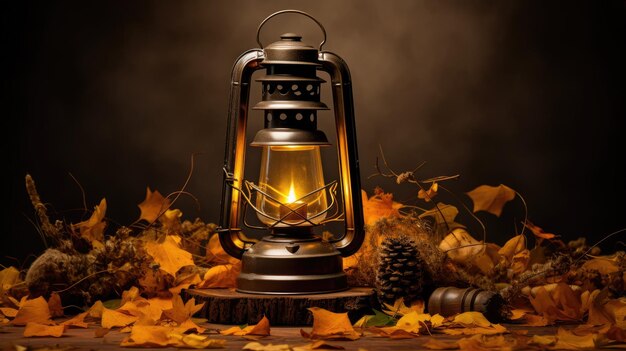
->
xmin=262 ymin=33 xmax=320 ymax=66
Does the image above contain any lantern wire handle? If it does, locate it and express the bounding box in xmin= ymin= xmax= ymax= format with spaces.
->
xmin=256 ymin=9 xmax=327 ymax=50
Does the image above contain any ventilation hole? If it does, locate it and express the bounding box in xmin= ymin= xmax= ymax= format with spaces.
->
xmin=267 ymin=113 xmax=272 ymax=121
xmin=310 ymin=113 xmax=315 ymax=122
xmin=296 ymin=113 xmax=303 ymax=121
xmin=280 ymin=113 xmax=287 ymax=121
xmin=291 ymin=84 xmax=299 ymax=91
xmin=316 ymin=86 xmax=320 ymax=94
xmin=306 ymin=84 xmax=313 ymax=91
xmin=268 ymin=84 xmax=275 ymax=94
xmin=277 ymin=84 xmax=283 ymax=91
xmin=294 ymin=91 xmax=302 ymax=96
xmin=310 ymin=91 xmax=315 ymax=96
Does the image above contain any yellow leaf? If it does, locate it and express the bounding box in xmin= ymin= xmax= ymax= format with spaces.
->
xmin=162 ymin=295 xmax=204 ymax=324
xmin=88 ymin=300 xmax=104 ymax=318
xmin=555 ymin=327 xmax=598 ymax=349
xmin=442 ymin=323 xmax=507 ymax=336
xmin=382 ymin=297 xmax=425 ymax=316
xmin=362 ymin=188 xmax=403 ymax=226
xmin=47 ymin=292 xmax=64 ymax=318
xmin=12 ymin=296 xmax=52 ymax=326
xmin=529 ymin=334 xmax=556 ymax=346
xmin=419 ymin=203 xmax=459 ymax=229
xmin=243 ymin=342 xmax=292 ymax=351
xmin=0 ymin=307 xmax=18 ymax=318
xmin=0 ymin=266 xmax=21 ymax=295
xmin=206 ymin=234 xmax=240 ymax=265
xmin=101 ymin=307 xmax=138 ymax=328
xmin=121 ymin=286 xmax=140 ymax=305
xmin=169 ymin=273 xmax=202 ymax=295
xmin=498 ymin=235 xmax=526 ymax=261
xmin=160 ymin=209 xmax=182 ymax=233
xmin=144 ymin=235 xmax=194 ymax=276
xmin=198 ymin=263 xmax=241 ymax=289
xmin=418 ymin=182 xmax=439 ymax=202
xmin=453 ymin=312 xmax=492 ymax=328
xmin=118 ymin=300 xmax=162 ymax=322
xmin=138 ymin=187 xmax=170 ymax=222
xmin=23 ymin=322 xmax=65 ymax=337
xmin=430 ymin=314 xmax=446 ymax=328
xmin=170 ymin=332 xmax=226 ymax=349
xmin=61 ymin=311 xmax=89 ymax=328
xmin=307 ymin=307 xmax=360 ymax=340
xmin=71 ymin=198 xmax=107 ymax=246
xmin=466 ymin=184 xmax=515 ymax=217
xmin=121 ymin=325 xmax=225 ymax=348
xmin=221 ymin=316 xmax=271 ymax=336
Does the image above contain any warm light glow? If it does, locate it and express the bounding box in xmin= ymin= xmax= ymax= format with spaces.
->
xmin=286 ymin=182 xmax=297 ymax=203
xmin=256 ymin=145 xmax=328 ymax=227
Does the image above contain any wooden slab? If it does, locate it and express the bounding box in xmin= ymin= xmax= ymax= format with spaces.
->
xmin=183 ymin=287 xmax=377 ymax=326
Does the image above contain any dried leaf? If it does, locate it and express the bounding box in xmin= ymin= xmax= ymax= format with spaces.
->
xmin=162 ymin=295 xmax=204 ymax=324
xmin=453 ymin=312 xmax=492 ymax=328
xmin=88 ymin=300 xmax=104 ymax=318
xmin=466 ymin=184 xmax=515 ymax=217
xmin=0 ymin=307 xmax=18 ymax=318
xmin=61 ymin=311 xmax=89 ymax=328
xmin=419 ymin=203 xmax=459 ymax=229
xmin=47 ymin=292 xmax=64 ymax=318
xmin=12 ymin=296 xmax=52 ymax=326
xmin=198 ymin=263 xmax=241 ymax=288
xmin=582 ymin=257 xmax=620 ymax=275
xmin=145 ymin=234 xmax=194 ymax=276
xmin=457 ymin=334 xmax=513 ymax=351
xmin=353 ymin=309 xmax=396 ymax=328
xmin=293 ymin=340 xmax=346 ymax=350
xmin=605 ymin=298 xmax=626 ymax=329
xmin=587 ymin=289 xmax=614 ymax=326
xmin=307 ymin=307 xmax=360 ymax=340
xmin=94 ymin=327 xmax=111 ymax=338
xmin=498 ymin=235 xmax=526 ymax=261
xmin=362 ymin=188 xmax=403 ymax=226
xmin=524 ymin=220 xmax=557 ymax=240
xmin=382 ymin=298 xmax=425 ymax=316
xmin=243 ymin=342 xmax=292 ymax=351
xmin=0 ymin=266 xmax=21 ymax=295
xmin=160 ymin=209 xmax=182 ymax=233
xmin=23 ymin=322 xmax=65 ymax=337
xmin=138 ymin=187 xmax=171 ymax=223
xmin=554 ymin=327 xmax=598 ymax=349
xmin=606 ymin=326 xmax=626 ymax=342
xmin=169 ymin=273 xmax=202 ymax=295
xmin=221 ymin=315 xmax=271 ymax=336
xmin=101 ymin=307 xmax=138 ymax=328
xmin=206 ymin=234 xmax=240 ymax=265
xmin=530 ymin=283 xmax=583 ymax=323
xmin=418 ymin=182 xmax=439 ymax=202
xmin=72 ymin=198 xmax=107 ymax=246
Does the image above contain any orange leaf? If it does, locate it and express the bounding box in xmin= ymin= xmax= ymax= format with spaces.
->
xmin=307 ymin=307 xmax=360 ymax=340
xmin=418 ymin=183 xmax=439 ymax=202
xmin=582 ymin=257 xmax=620 ymax=275
xmin=524 ymin=220 xmax=557 ymax=240
xmin=169 ymin=273 xmax=202 ymax=295
xmin=0 ymin=307 xmax=18 ymax=318
xmin=72 ymin=198 xmax=107 ymax=246
xmin=24 ymin=322 xmax=65 ymax=337
xmin=362 ymin=188 xmax=403 ymax=226
xmin=221 ymin=316 xmax=271 ymax=336
xmin=606 ymin=326 xmax=626 ymax=342
xmin=101 ymin=307 xmax=139 ymax=328
xmin=466 ymin=184 xmax=515 ymax=217
xmin=498 ymin=235 xmax=526 ymax=261
xmin=12 ymin=296 xmax=52 ymax=326
xmin=88 ymin=300 xmax=104 ymax=318
xmin=206 ymin=234 xmax=240 ymax=265
xmin=198 ymin=263 xmax=241 ymax=289
xmin=138 ymin=187 xmax=171 ymax=223
xmin=162 ymin=295 xmax=204 ymax=324
xmin=587 ymin=289 xmax=614 ymax=326
xmin=48 ymin=292 xmax=64 ymax=318
xmin=61 ymin=311 xmax=89 ymax=328
xmin=144 ymin=235 xmax=194 ymax=276
xmin=457 ymin=334 xmax=512 ymax=351
xmin=0 ymin=266 xmax=21 ymax=295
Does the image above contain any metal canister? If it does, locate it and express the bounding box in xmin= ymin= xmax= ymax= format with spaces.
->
xmin=427 ymin=287 xmax=504 ymax=320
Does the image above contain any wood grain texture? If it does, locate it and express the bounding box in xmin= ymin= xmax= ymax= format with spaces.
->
xmin=183 ymin=287 xmax=377 ymax=325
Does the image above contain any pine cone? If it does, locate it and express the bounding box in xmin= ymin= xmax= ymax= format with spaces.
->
xmin=376 ymin=235 xmax=425 ymax=305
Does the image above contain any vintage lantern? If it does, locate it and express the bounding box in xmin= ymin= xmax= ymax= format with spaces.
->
xmin=218 ymin=10 xmax=364 ymax=294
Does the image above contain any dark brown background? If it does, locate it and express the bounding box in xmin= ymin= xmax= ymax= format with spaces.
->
xmin=4 ymin=1 xmax=625 ymax=267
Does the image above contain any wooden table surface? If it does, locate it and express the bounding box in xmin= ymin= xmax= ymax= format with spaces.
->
xmin=0 ymin=324 xmax=560 ymax=351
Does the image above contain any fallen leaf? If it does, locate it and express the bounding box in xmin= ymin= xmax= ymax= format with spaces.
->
xmin=0 ymin=266 xmax=21 ymax=295
xmin=605 ymin=298 xmax=626 ymax=329
xmin=582 ymin=257 xmax=620 ymax=275
xmin=47 ymin=292 xmax=64 ymax=318
xmin=457 ymin=334 xmax=513 ymax=351
xmin=418 ymin=182 xmax=439 ymax=202
xmin=12 ymin=297 xmax=52 ymax=326
xmin=354 ymin=309 xmax=396 ymax=328
xmin=88 ymin=300 xmax=104 ymax=318
xmin=362 ymin=188 xmax=403 ymax=226
xmin=162 ymin=295 xmax=204 ymax=324
xmin=587 ymin=289 xmax=614 ymax=326
xmin=498 ymin=235 xmax=526 ymax=261
xmin=169 ymin=273 xmax=202 ymax=295
xmin=243 ymin=342 xmax=292 ymax=351
xmin=198 ymin=263 xmax=241 ymax=288
xmin=72 ymin=198 xmax=107 ymax=246
xmin=453 ymin=312 xmax=492 ymax=328
xmin=95 ymin=327 xmax=111 ymax=337
xmin=554 ymin=327 xmax=597 ymax=349
xmin=221 ymin=316 xmax=271 ymax=336
xmin=307 ymin=307 xmax=360 ymax=340
xmin=101 ymin=307 xmax=139 ymax=328
xmin=293 ymin=340 xmax=346 ymax=350
xmin=23 ymin=322 xmax=65 ymax=337
xmin=606 ymin=326 xmax=626 ymax=342
xmin=138 ymin=187 xmax=171 ymax=222
xmin=145 ymin=234 xmax=194 ymax=276
xmin=530 ymin=283 xmax=582 ymax=323
xmin=382 ymin=298 xmax=425 ymax=316
xmin=0 ymin=307 xmax=18 ymax=318
xmin=61 ymin=311 xmax=89 ymax=328
xmin=206 ymin=234 xmax=240 ymax=265
xmin=160 ymin=209 xmax=182 ymax=233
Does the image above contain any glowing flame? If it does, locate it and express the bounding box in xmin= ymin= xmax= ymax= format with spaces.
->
xmin=287 ymin=182 xmax=297 ymax=203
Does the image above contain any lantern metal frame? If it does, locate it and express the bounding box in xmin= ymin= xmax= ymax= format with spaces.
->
xmin=217 ymin=9 xmax=364 ymax=294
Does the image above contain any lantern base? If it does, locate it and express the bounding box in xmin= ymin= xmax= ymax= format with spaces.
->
xmin=237 ymin=235 xmax=348 ymax=294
